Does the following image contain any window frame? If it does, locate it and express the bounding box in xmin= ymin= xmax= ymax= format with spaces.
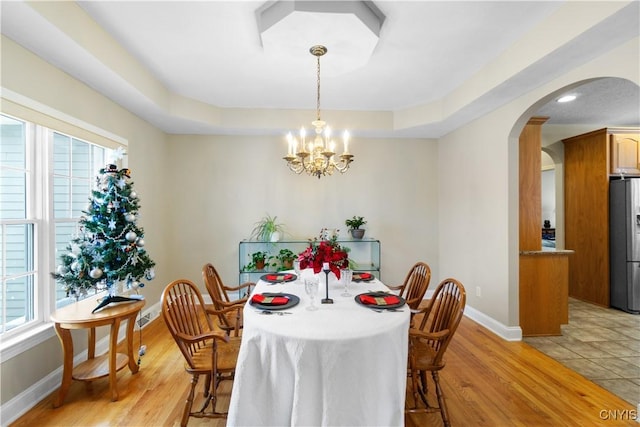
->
xmin=0 ymin=97 xmax=127 ymax=362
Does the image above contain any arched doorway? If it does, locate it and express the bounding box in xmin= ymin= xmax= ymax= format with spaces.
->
xmin=513 ymin=77 xmax=639 ymax=404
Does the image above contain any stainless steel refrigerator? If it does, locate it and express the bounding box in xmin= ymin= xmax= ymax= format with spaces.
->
xmin=610 ymin=178 xmax=640 ymax=313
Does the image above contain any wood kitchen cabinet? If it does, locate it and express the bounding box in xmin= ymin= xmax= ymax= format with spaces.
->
xmin=563 ymin=128 xmax=639 ymax=307
xmin=611 ymin=133 xmax=640 ymax=176
xmin=519 ymin=252 xmax=570 ymax=336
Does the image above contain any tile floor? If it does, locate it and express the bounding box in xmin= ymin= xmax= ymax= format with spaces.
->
xmin=524 ymin=298 xmax=640 ymax=406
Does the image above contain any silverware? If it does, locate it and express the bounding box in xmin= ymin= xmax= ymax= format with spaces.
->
xmin=258 ymin=310 xmax=293 ymax=315
xmin=372 ymin=308 xmax=403 ymax=313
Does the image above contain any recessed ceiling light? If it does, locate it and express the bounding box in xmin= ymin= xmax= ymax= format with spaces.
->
xmin=557 ymin=94 xmax=577 ymax=103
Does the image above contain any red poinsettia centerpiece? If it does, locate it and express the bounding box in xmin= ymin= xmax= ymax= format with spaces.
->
xmin=298 ymin=236 xmax=349 ymax=279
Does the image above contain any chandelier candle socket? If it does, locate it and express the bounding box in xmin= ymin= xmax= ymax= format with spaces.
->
xmin=283 ymin=45 xmax=354 ymax=179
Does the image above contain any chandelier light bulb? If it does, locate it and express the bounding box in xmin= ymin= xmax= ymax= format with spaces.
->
xmin=343 ymin=131 xmax=350 ymax=154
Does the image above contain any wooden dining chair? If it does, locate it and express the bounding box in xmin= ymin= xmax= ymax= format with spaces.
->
xmin=406 ymin=278 xmax=466 ymax=426
xmin=161 ymin=279 xmax=242 ymax=426
xmin=202 ymin=262 xmax=253 ymax=334
xmin=387 ymin=261 xmax=431 ymax=309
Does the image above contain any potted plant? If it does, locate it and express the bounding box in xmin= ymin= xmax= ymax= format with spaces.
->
xmin=246 ymin=251 xmax=269 ymax=271
xmin=345 ymin=216 xmax=367 ymax=239
xmin=276 ymin=248 xmax=297 ymax=270
xmin=249 ymin=214 xmax=285 ymax=242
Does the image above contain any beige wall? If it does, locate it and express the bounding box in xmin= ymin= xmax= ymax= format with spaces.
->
xmin=1 ymin=36 xmax=171 ymax=404
xmin=438 ymin=36 xmax=640 ymax=328
xmin=166 ymin=134 xmax=439 ymax=288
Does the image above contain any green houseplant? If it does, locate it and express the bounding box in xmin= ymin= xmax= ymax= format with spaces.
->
xmin=345 ymin=216 xmax=367 ymax=239
xmin=276 ymin=248 xmax=297 ymax=270
xmin=246 ymin=251 xmax=269 ymax=271
xmin=249 ymin=214 xmax=285 ymax=242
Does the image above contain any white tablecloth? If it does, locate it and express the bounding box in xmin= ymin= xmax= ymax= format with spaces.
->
xmin=227 ymin=270 xmax=409 ymax=426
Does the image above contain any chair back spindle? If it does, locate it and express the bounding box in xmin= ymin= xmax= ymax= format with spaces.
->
xmin=202 ymin=263 xmax=252 ymax=334
xmin=402 ymin=262 xmax=431 ymax=309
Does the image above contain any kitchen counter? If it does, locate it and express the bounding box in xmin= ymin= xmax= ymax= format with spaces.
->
xmin=520 ymin=251 xmax=572 ymax=336
xmin=520 ymin=249 xmax=574 ymax=256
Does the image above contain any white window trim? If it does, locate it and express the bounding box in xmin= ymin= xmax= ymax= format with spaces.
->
xmin=1 ymin=88 xmax=128 ymax=148
xmin=0 ymin=92 xmax=128 ymax=360
xmin=0 ymin=323 xmax=56 ymax=363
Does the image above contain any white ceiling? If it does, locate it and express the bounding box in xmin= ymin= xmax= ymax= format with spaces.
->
xmin=2 ymin=1 xmax=639 ymax=138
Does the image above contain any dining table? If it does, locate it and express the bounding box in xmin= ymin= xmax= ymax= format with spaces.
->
xmin=227 ymin=269 xmax=410 ymax=426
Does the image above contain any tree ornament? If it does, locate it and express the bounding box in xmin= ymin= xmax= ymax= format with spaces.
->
xmin=105 ymin=164 xmax=118 ymax=174
xmin=126 ymin=231 xmax=138 ymax=242
xmin=136 ymin=238 xmax=145 ymax=247
xmin=125 ymin=213 xmax=136 ymax=222
xmin=89 ymin=267 xmax=103 ymax=279
xmin=57 ymin=265 xmax=68 ymax=275
xmin=130 ymin=191 xmax=138 ymax=199
xmin=70 ymin=261 xmax=79 ymax=272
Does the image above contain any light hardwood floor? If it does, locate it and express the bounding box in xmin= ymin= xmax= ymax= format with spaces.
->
xmin=11 ymin=313 xmax=638 ymax=426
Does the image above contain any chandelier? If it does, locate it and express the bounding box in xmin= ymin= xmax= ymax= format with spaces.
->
xmin=283 ymin=45 xmax=354 ymax=179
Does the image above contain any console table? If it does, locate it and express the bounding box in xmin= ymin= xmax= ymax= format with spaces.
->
xmin=239 ymin=238 xmax=381 ymax=285
xmin=50 ymin=296 xmax=145 ymax=407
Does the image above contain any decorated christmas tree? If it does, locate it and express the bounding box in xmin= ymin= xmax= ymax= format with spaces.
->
xmin=53 ymin=163 xmax=156 ymax=310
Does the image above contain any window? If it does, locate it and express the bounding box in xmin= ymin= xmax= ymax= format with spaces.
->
xmin=0 ymin=116 xmax=34 ymax=334
xmin=0 ymin=113 xmax=113 ymax=340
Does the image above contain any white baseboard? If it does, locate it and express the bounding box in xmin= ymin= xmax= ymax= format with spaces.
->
xmin=0 ymin=301 xmax=161 ymax=426
xmin=463 ymin=304 xmax=523 ymax=341
xmin=423 ymin=289 xmax=522 ymax=342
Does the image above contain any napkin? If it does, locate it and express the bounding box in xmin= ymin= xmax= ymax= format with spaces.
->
xmin=265 ymin=274 xmax=294 ymax=282
xmin=251 ymin=293 xmax=289 ymax=306
xmin=359 ymin=294 xmax=400 ymax=306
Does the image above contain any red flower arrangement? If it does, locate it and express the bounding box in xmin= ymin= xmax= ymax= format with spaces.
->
xmin=298 ymin=236 xmax=349 ymax=279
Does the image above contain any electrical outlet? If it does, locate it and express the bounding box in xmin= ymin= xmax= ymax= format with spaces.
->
xmin=476 ymin=286 xmax=481 ymax=297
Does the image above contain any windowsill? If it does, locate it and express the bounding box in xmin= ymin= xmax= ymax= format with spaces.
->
xmin=0 ymin=322 xmax=56 ymax=363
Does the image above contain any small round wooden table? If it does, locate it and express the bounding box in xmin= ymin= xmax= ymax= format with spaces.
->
xmin=50 ymin=296 xmax=145 ymax=407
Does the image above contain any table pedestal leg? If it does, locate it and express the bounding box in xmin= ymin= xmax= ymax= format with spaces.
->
xmin=109 ymin=318 xmax=121 ymax=401
xmin=126 ymin=312 xmax=140 ymax=373
xmin=53 ymin=324 xmax=73 ymax=408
